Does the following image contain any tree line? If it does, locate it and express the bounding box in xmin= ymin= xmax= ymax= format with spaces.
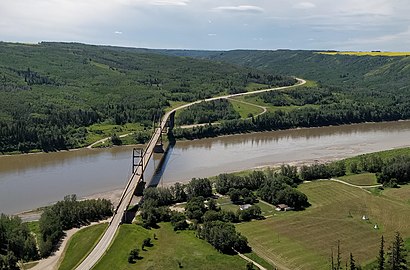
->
xmin=0 ymin=215 xmax=38 ymax=269
xmin=38 ymin=195 xmax=112 ymax=257
xmin=215 ymin=167 xmax=309 ymax=210
xmin=176 ymin=99 xmax=240 ymax=125
xmin=173 ymin=97 xmax=410 ymax=142
xmin=331 ymin=233 xmax=408 ymax=269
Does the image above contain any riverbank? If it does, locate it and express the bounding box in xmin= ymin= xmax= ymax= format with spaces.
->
xmin=12 ymin=154 xmax=359 ymax=221
xmin=4 ymin=119 xmax=410 ymax=216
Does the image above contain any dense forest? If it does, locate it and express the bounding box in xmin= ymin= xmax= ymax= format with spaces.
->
xmin=0 ymin=215 xmax=38 ymax=269
xmin=3 ymin=43 xmax=410 ymax=153
xmin=0 ymin=42 xmax=294 ymax=153
xmin=38 ymin=195 xmax=112 ymax=257
xmin=176 ymin=99 xmax=240 ymax=125
xmin=162 ymin=49 xmax=410 ymax=139
xmin=0 ymin=196 xmax=112 ymax=268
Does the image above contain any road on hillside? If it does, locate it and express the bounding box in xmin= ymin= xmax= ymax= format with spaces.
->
xmin=76 ymin=78 xmax=305 ymax=270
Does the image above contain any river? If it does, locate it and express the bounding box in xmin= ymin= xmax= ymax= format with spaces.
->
xmin=1 ymin=120 xmax=410 ymax=215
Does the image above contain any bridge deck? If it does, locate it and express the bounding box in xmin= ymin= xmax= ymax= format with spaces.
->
xmin=76 ymin=79 xmax=305 ymax=270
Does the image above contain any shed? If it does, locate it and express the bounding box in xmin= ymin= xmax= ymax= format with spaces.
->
xmin=240 ymin=204 xmax=252 ymax=211
xmin=275 ymin=204 xmax=293 ymax=211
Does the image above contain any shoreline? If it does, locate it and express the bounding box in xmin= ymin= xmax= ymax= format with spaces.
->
xmin=15 ymin=156 xmax=341 ymax=222
xmin=3 ymin=118 xmax=410 ymax=158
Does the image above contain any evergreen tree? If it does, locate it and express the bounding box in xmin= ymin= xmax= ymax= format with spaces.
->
xmin=349 ymin=253 xmax=356 ymax=270
xmin=377 ymin=235 xmax=385 ymax=270
xmin=387 ymin=232 xmax=408 ymax=270
xmin=336 ymin=240 xmax=342 ymax=270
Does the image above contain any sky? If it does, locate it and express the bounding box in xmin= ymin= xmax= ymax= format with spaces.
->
xmin=1 ymin=0 xmax=410 ymax=51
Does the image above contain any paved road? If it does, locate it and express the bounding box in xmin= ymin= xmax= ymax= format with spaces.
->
xmin=76 ymin=129 xmax=161 ymax=269
xmin=76 ymin=78 xmax=306 ymax=270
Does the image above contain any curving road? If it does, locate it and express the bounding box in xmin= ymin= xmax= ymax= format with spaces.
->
xmin=76 ymin=78 xmax=306 ymax=270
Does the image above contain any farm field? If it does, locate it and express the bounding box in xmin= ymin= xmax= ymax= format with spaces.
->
xmin=94 ymin=223 xmax=265 ymax=270
xmin=338 ymin=173 xmax=378 ymax=186
xmin=383 ymin=184 xmax=410 ymax=205
xmin=318 ymin=51 xmax=410 ymax=57
xmin=236 ymin=181 xmax=410 ymax=269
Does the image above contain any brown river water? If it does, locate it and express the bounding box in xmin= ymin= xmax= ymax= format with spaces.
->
xmin=1 ymin=120 xmax=410 ymax=215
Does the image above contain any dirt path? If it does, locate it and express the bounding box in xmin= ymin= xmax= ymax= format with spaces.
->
xmin=86 ymin=133 xmax=132 ymax=149
xmin=31 ymin=219 xmax=110 ymax=270
xmin=228 ymin=97 xmax=268 ymax=117
xmin=237 ymin=252 xmax=268 ymax=270
xmin=330 ymin=178 xmax=382 ymax=189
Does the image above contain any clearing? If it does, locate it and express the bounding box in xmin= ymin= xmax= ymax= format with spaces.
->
xmin=58 ymin=223 xmax=108 ymax=270
xmin=93 ymin=222 xmax=266 ymax=270
xmin=338 ymin=173 xmax=378 ymax=186
xmin=236 ymin=181 xmax=410 ymax=269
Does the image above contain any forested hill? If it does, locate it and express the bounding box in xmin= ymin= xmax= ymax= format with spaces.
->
xmin=156 ymin=48 xmax=410 ymax=90
xmin=150 ymin=49 xmax=410 ymax=141
xmin=0 ymin=42 xmax=295 ymax=153
xmin=206 ymin=50 xmax=410 ymax=90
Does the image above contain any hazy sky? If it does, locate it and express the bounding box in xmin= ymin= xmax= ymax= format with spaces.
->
xmin=1 ymin=0 xmax=409 ymax=51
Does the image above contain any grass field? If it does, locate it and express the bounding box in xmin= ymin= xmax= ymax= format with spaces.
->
xmin=383 ymin=184 xmax=410 ymax=205
xmin=338 ymin=173 xmax=378 ymax=186
xmin=245 ymin=82 xmax=269 ymax=92
xmin=232 ymin=95 xmax=320 ymax=114
xmin=318 ymin=51 xmax=410 ymax=57
xmin=94 ymin=223 xmax=264 ymax=270
xmin=26 ymin=221 xmax=41 ymax=243
xmin=236 ymin=181 xmax=410 ymax=269
xmin=229 ymin=99 xmax=264 ymax=118
xmin=58 ymin=223 xmax=108 ymax=270
xmin=85 ymin=123 xmax=146 ymax=146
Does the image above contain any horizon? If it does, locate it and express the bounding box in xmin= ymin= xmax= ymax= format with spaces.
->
xmin=1 ymin=0 xmax=409 ymax=51
xmin=1 ymin=40 xmax=409 ymax=53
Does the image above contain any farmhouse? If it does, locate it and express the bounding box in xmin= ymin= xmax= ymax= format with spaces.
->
xmin=275 ymin=204 xmax=293 ymax=211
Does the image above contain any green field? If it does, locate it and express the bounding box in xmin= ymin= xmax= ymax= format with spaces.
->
xmin=229 ymin=99 xmax=265 ymax=118
xmin=245 ymin=82 xmax=269 ymax=92
xmin=58 ymin=223 xmax=108 ymax=270
xmin=319 ymin=51 xmax=410 ymax=57
xmin=236 ymin=181 xmax=410 ymax=269
xmin=338 ymin=173 xmax=378 ymax=186
xmin=231 ymin=94 xmax=320 ymax=114
xmin=383 ymin=184 xmax=410 ymax=205
xmin=94 ymin=223 xmax=260 ymax=270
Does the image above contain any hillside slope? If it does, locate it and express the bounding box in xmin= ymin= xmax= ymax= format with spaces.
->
xmin=0 ymin=42 xmax=294 ymax=153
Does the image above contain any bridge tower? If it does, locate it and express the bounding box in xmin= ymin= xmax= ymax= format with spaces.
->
xmin=132 ymin=148 xmax=146 ymax=196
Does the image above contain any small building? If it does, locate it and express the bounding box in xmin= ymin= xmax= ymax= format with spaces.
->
xmin=275 ymin=204 xmax=293 ymax=211
xmin=239 ymin=204 xmax=252 ymax=211
xmin=362 ymin=215 xmax=369 ymax=220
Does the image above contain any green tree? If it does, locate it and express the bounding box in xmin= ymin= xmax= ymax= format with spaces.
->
xmin=228 ymin=188 xmax=242 ymax=203
xmin=349 ymin=252 xmax=356 ymax=270
xmin=185 ymin=196 xmax=206 ymax=221
xmin=378 ymin=235 xmax=385 ymax=270
xmin=186 ymin=178 xmax=212 ymax=199
xmin=246 ymin=261 xmax=256 ymax=270
xmin=111 ymin=134 xmax=122 ymax=145
xmin=387 ymin=232 xmax=408 ymax=270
